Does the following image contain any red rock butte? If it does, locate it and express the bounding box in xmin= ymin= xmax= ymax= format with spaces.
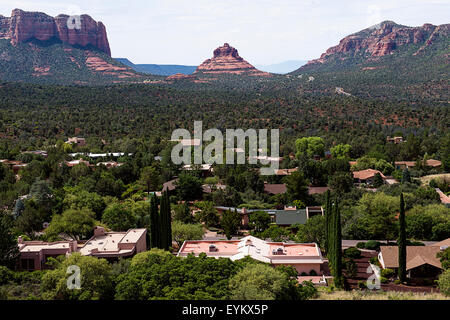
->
xmin=0 ymin=9 xmax=111 ymax=56
xmin=196 ymin=43 xmax=270 ymax=76
xmin=307 ymin=21 xmax=450 ymax=64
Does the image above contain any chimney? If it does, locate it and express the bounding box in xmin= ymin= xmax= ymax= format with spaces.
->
xmin=94 ymin=226 xmax=106 ymax=237
xmin=18 ymin=236 xmax=23 ymax=244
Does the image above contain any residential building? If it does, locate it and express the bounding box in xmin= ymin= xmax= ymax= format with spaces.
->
xmin=387 ymin=136 xmax=404 ymax=144
xmin=18 ymin=237 xmax=77 ymax=271
xmin=96 ymin=161 xmax=123 ymax=169
xmin=214 ymin=206 xmax=324 ymax=228
xmin=18 ymin=227 xmax=147 ymax=270
xmin=269 ymin=206 xmax=324 ymax=227
xmin=21 ymin=150 xmax=48 ymax=157
xmin=353 ymin=169 xmax=386 ymax=185
xmin=170 ymin=138 xmax=201 ymax=147
xmin=435 ymin=188 xmax=450 ymax=207
xmin=263 ymin=183 xmax=287 ymax=195
xmin=79 ymin=226 xmax=147 ymax=261
xmin=272 ymin=168 xmax=298 ymax=176
xmin=307 ymin=186 xmax=330 ymax=195
xmin=66 ymin=137 xmax=86 ymax=147
xmin=177 ymin=235 xmax=325 ymax=275
xmin=394 ymin=159 xmax=442 ymax=170
xmin=0 ymin=160 xmax=29 ymax=173
xmin=64 ymin=159 xmax=91 ymax=167
xmin=378 ymin=245 xmax=445 ymax=279
xmin=182 ymin=163 xmax=213 ymax=177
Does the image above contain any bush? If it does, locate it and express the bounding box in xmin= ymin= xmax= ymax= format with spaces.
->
xmin=358 ymin=280 xmax=367 ymax=289
xmin=380 ymin=276 xmax=389 ymax=284
xmin=381 ymin=268 xmax=395 ymax=279
xmin=309 ymin=269 xmax=317 ymax=276
xmin=438 ymin=270 xmax=450 ymax=296
xmin=344 ymin=247 xmax=361 ymax=259
xmin=365 ymin=240 xmax=380 ymax=250
xmin=0 ymin=266 xmax=13 ymax=285
xmin=356 ymin=242 xmax=366 ymax=249
xmin=344 ymin=258 xmax=357 ymax=278
xmin=369 ymin=257 xmax=380 ymax=266
xmin=300 ymin=272 xmax=308 ymax=276
xmin=394 ymin=279 xmax=401 ymax=285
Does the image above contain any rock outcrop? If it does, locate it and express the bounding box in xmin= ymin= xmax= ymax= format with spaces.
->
xmin=0 ymin=9 xmax=111 ymax=55
xmin=166 ymin=73 xmax=196 ymax=81
xmin=196 ymin=43 xmax=269 ymax=76
xmin=308 ymin=21 xmax=449 ymax=64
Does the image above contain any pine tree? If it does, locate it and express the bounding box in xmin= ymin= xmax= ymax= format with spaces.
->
xmin=0 ymin=214 xmax=19 ymax=268
xmin=398 ymin=193 xmax=407 ymax=283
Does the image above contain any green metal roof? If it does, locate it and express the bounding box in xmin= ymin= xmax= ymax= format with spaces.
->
xmin=273 ymin=209 xmax=307 ymax=226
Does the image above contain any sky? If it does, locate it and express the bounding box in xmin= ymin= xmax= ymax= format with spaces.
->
xmin=0 ymin=0 xmax=449 ymax=65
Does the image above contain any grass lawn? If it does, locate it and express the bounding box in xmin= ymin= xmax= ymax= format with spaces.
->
xmin=314 ymin=287 xmax=449 ymax=300
xmin=420 ymin=173 xmax=450 ymax=186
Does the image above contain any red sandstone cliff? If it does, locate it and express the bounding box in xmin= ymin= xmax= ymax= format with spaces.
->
xmin=0 ymin=9 xmax=111 ymax=56
xmin=308 ymin=21 xmax=449 ymax=64
xmin=196 ymin=43 xmax=270 ymax=76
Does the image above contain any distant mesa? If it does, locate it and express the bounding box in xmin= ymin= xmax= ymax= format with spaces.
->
xmin=196 ymin=43 xmax=270 ymax=76
xmin=166 ymin=73 xmax=196 ymax=81
xmin=306 ymin=20 xmax=450 ymax=65
xmin=0 ymin=8 xmax=111 ymax=55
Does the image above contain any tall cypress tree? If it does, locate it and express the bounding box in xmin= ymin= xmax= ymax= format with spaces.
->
xmin=165 ymin=191 xmax=172 ymax=250
xmin=334 ymin=199 xmax=343 ymax=288
xmin=328 ymin=199 xmax=336 ymax=270
xmin=149 ymin=194 xmax=159 ymax=249
xmin=398 ymin=193 xmax=407 ymax=283
xmin=325 ymin=190 xmax=331 ymax=253
xmin=159 ymin=192 xmax=168 ymax=250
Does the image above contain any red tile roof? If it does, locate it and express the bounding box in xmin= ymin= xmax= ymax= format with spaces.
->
xmin=353 ymin=169 xmax=386 ymax=180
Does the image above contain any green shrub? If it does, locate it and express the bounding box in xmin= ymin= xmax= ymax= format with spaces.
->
xmin=380 ymin=276 xmax=389 ymax=284
xmin=309 ymin=269 xmax=317 ymax=276
xmin=344 ymin=247 xmax=361 ymax=259
xmin=344 ymin=258 xmax=357 ymax=278
xmin=394 ymin=279 xmax=401 ymax=285
xmin=300 ymin=272 xmax=308 ymax=276
xmin=369 ymin=257 xmax=379 ymax=265
xmin=381 ymin=268 xmax=395 ymax=279
xmin=0 ymin=266 xmax=13 ymax=285
xmin=365 ymin=240 xmax=380 ymax=250
xmin=438 ymin=270 xmax=450 ymax=296
xmin=356 ymin=242 xmax=366 ymax=249
xmin=358 ymin=280 xmax=367 ymax=289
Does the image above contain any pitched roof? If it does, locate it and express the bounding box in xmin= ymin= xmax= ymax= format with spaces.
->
xmin=162 ymin=179 xmax=178 ymax=192
xmin=435 ymin=188 xmax=450 ymax=204
xmin=426 ymin=159 xmax=442 ymax=167
xmin=308 ymin=186 xmax=330 ymax=195
xmin=353 ymin=169 xmax=386 ymax=180
xmin=264 ymin=183 xmax=287 ymax=195
xmin=380 ymin=246 xmax=443 ymax=271
xmin=432 ymin=238 xmax=450 ymax=248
